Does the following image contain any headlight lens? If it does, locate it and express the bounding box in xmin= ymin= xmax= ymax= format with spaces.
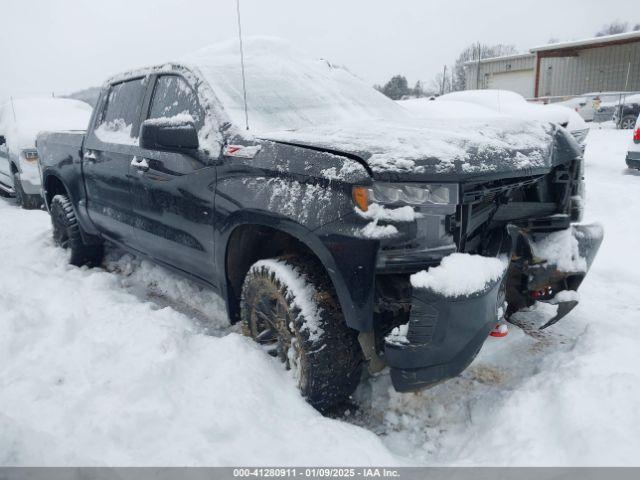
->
xmin=353 ymin=183 xmax=458 ymax=211
xmin=22 ymin=149 xmax=39 ymax=163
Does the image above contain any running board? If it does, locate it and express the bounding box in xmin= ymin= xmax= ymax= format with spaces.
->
xmin=0 ymin=181 xmax=16 ymax=196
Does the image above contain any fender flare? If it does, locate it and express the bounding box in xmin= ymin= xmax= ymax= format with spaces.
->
xmin=217 ymin=210 xmax=375 ymax=332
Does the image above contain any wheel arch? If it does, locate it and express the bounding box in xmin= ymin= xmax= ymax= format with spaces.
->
xmin=42 ymin=172 xmax=71 ymax=210
xmin=220 ymin=213 xmax=364 ymax=332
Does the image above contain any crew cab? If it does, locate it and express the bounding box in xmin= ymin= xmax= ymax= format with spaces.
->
xmin=36 ymin=39 xmax=602 ymax=412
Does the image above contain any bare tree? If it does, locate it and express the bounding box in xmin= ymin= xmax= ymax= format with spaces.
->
xmin=452 ymin=43 xmax=518 ymax=92
xmin=595 ymin=21 xmax=628 ymax=37
xmin=428 ymin=71 xmax=452 ymax=96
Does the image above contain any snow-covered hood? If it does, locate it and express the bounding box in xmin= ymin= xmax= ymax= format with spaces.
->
xmin=259 ymin=117 xmax=562 ymax=181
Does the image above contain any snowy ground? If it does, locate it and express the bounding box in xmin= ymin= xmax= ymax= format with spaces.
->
xmin=1 ymin=128 xmax=639 ymax=466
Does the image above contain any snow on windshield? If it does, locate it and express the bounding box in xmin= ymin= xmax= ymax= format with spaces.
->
xmin=184 ymin=37 xmax=406 ymax=133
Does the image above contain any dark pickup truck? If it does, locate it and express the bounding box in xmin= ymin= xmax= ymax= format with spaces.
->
xmin=37 ymin=41 xmax=602 ymax=411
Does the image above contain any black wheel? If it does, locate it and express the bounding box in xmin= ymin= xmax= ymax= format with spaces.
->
xmin=50 ymin=194 xmax=103 ymax=267
xmin=620 ymin=115 xmax=637 ymax=130
xmin=240 ymin=255 xmax=363 ymax=412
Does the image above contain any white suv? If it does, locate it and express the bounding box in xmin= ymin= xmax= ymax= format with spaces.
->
xmin=0 ymin=97 xmax=92 ymax=208
xmin=626 ymin=115 xmax=640 ymax=170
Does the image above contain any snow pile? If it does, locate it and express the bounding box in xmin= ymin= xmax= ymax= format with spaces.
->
xmin=398 ymin=98 xmax=504 ymax=120
xmin=261 ymin=118 xmax=553 ymax=175
xmin=600 ymin=93 xmax=640 ymax=108
xmin=360 ymin=221 xmax=399 ymax=239
xmin=531 ymin=227 xmax=587 ymax=272
xmin=438 ymin=90 xmax=587 ymax=132
xmin=356 ymin=204 xmax=419 ymax=222
xmin=410 ymin=253 xmax=507 ymax=297
xmin=94 ymin=118 xmax=137 ymax=145
xmin=549 ymin=290 xmax=580 ymax=304
xmin=250 ymin=259 xmax=324 ymax=343
xmin=321 ymin=160 xmax=368 ymax=181
xmin=385 ymin=324 xmax=410 ymax=346
xmin=144 ymin=112 xmax=194 ymax=126
xmin=0 ymin=97 xmax=91 ymax=152
xmin=0 ymin=203 xmax=401 ymax=466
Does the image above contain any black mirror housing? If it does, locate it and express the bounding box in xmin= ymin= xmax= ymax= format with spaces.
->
xmin=139 ymin=118 xmax=199 ymax=151
xmin=0 ymin=135 xmax=5 ymax=146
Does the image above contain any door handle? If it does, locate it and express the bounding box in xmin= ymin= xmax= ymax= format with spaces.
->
xmin=84 ymin=150 xmax=97 ymax=162
xmin=131 ymin=156 xmax=149 ymax=172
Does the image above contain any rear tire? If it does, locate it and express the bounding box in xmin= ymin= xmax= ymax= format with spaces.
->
xmin=240 ymin=255 xmax=363 ymax=412
xmin=50 ymin=194 xmax=103 ymax=267
xmin=620 ymin=115 xmax=637 ymax=130
xmin=12 ymin=171 xmax=41 ymax=210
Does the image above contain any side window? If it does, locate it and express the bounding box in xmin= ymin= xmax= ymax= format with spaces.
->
xmin=148 ymin=75 xmax=203 ymax=129
xmin=95 ymin=78 xmax=146 ymax=144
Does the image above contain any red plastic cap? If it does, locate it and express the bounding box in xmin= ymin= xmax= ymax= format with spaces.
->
xmin=489 ymin=323 xmax=509 ymax=338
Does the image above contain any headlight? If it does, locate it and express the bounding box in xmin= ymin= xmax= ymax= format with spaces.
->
xmin=352 ymin=183 xmax=458 ymax=211
xmin=21 ymin=149 xmax=39 ymax=163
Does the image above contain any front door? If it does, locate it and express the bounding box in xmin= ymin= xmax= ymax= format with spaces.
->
xmin=128 ymin=74 xmax=217 ymax=284
xmin=83 ymin=77 xmax=148 ymax=247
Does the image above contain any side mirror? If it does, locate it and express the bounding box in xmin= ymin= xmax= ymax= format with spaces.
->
xmin=139 ymin=118 xmax=199 ymax=151
xmin=0 ymin=135 xmax=5 ymax=146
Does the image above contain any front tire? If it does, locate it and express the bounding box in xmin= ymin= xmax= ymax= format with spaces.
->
xmin=50 ymin=194 xmax=103 ymax=267
xmin=240 ymin=255 xmax=363 ymax=412
xmin=12 ymin=171 xmax=41 ymax=210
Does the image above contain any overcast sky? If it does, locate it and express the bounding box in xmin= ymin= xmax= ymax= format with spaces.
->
xmin=0 ymin=0 xmax=637 ymax=103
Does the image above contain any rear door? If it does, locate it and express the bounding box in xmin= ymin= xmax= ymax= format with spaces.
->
xmin=129 ymin=74 xmax=217 ymax=284
xmin=83 ymin=77 xmax=148 ymax=247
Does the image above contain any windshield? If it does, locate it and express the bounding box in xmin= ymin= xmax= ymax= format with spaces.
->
xmin=185 ymin=39 xmax=406 ymax=133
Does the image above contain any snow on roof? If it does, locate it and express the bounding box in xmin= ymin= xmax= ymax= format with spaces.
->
xmin=463 ymin=52 xmax=534 ymax=67
xmin=531 ymin=30 xmax=640 ymax=52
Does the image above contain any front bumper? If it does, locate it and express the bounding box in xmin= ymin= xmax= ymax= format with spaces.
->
xmin=385 ymin=270 xmax=505 ymax=392
xmin=384 ymin=223 xmax=603 ymax=393
xmin=626 ymin=151 xmax=640 ymax=169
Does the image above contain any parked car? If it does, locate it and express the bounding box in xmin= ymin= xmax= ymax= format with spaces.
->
xmin=36 ymin=40 xmax=602 ymax=412
xmin=437 ymin=90 xmax=590 ymax=152
xmin=626 ymin=116 xmax=640 ymax=170
xmin=557 ymin=92 xmax=636 ymax=122
xmin=611 ymin=94 xmax=640 ymax=130
xmin=0 ymin=97 xmax=92 ymax=208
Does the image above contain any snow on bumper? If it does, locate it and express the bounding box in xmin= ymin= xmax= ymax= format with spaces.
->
xmin=383 ymin=223 xmax=603 ymax=393
xmin=385 ymin=254 xmax=508 ymax=393
xmin=506 ymin=223 xmax=603 ymax=328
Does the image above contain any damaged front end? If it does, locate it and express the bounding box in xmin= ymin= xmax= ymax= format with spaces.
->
xmin=382 ymin=222 xmax=602 ymax=393
xmin=505 ymin=222 xmax=603 ymax=329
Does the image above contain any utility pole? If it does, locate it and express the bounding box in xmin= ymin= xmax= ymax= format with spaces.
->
xmin=441 ymin=65 xmax=447 ymax=95
xmin=476 ymin=42 xmax=482 ymax=89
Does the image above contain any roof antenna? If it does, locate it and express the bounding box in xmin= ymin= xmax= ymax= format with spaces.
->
xmin=9 ymin=96 xmax=17 ymax=121
xmin=236 ymin=0 xmax=250 ymax=130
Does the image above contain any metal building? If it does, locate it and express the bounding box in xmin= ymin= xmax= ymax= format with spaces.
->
xmin=531 ymin=31 xmax=640 ymax=98
xmin=464 ymin=31 xmax=640 ymax=99
xmin=464 ymin=53 xmax=535 ymax=98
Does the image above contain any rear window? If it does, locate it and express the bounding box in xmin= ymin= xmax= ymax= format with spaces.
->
xmin=95 ymin=78 xmax=146 ymax=144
